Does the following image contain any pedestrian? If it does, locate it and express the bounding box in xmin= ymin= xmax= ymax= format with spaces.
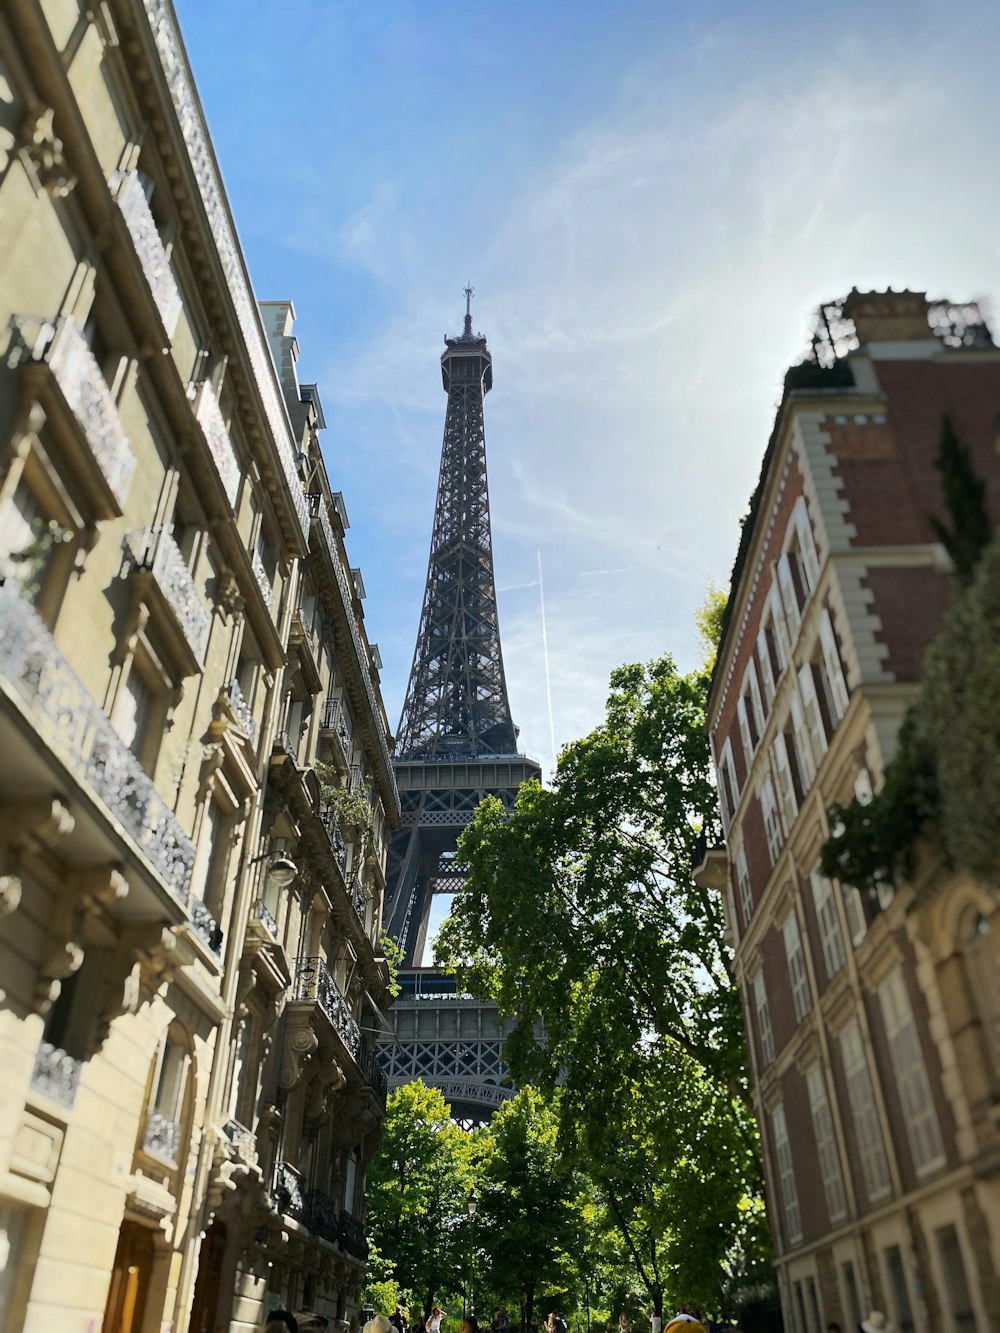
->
xmin=429 ymin=1306 xmax=446 ymax=1333
xmin=860 ymin=1315 xmax=894 ymax=1333
xmin=497 ymin=1307 xmax=509 ymax=1333
xmin=294 ymin=1316 xmax=330 ymax=1333
xmin=391 ymin=1309 xmax=409 ymax=1333
xmin=618 ymin=1314 xmax=630 ymax=1333
xmin=262 ymin=1314 xmax=298 ymax=1333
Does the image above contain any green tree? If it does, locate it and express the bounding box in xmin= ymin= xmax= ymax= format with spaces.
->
xmin=476 ymin=1087 xmax=586 ymax=1327
xmin=366 ymin=1081 xmax=474 ymax=1315
xmin=928 ymin=414 xmax=991 ymax=584
xmin=694 ymin=584 xmax=728 ymax=670
xmin=436 ymin=656 xmax=766 ymax=1313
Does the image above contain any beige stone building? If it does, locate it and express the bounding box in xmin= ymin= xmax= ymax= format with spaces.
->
xmin=698 ymin=291 xmax=1000 ymax=1333
xmin=0 ymin=1 xmax=398 ymax=1329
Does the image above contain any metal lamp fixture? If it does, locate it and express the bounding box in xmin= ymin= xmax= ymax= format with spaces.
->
xmin=266 ymin=854 xmax=298 ymax=890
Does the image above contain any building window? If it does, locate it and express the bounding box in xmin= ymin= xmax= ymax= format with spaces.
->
xmin=752 ymin=971 xmax=775 ymax=1067
xmin=810 ymin=871 xmax=847 ymax=980
xmin=772 ymin=732 xmax=799 ymax=829
xmin=796 ymin=664 xmax=828 ymax=772
xmin=839 ymin=1019 xmax=892 ymax=1203
xmin=767 ymin=583 xmax=792 ymax=672
xmin=756 ymin=630 xmax=776 ymax=707
xmin=717 ymin=736 xmax=738 ymax=831
xmin=782 ymin=910 xmax=812 ymax=1022
xmin=734 ymin=840 xmax=753 ymax=928
xmin=761 ymin=773 xmax=783 ymax=865
xmin=964 ymin=912 xmax=1000 ymax=1072
xmin=113 ymin=665 xmax=154 ymax=758
xmin=190 ymin=798 xmax=232 ymax=919
xmin=819 ymin=609 xmax=850 ymax=720
xmin=878 ymin=969 xmax=945 ymax=1175
xmin=789 ymin=691 xmax=816 ymax=793
xmin=935 ymin=1225 xmax=976 ymax=1333
xmin=806 ymin=1062 xmax=847 ymax=1223
xmin=885 ymin=1245 xmax=916 ymax=1333
xmin=770 ymin=1104 xmax=802 ymax=1244
xmin=792 ymin=495 xmax=821 ymax=591
xmin=841 ymin=1262 xmax=862 ymax=1330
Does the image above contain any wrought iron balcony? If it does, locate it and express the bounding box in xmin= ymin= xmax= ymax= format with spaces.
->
xmin=190 ymin=379 xmax=240 ymax=507
xmin=338 ymin=1209 xmax=368 ymax=1260
xmin=295 ymin=957 xmax=360 ymax=1059
xmin=319 ymin=802 xmax=348 ymax=872
xmin=190 ymin=896 xmax=223 ymax=955
xmin=349 ymin=875 xmax=367 ymax=921
xmin=320 ymin=695 xmax=352 ymax=752
xmin=306 ymin=1188 xmax=340 ymax=1243
xmin=111 ymin=170 xmax=182 ymax=338
xmin=251 ymin=549 xmax=275 ymax=614
xmin=360 ymin=1041 xmax=388 ymax=1101
xmin=253 ymin=898 xmax=280 ymax=941
xmin=348 ymin=763 xmax=364 ymax=793
xmin=272 ymin=1160 xmax=307 ymax=1221
xmin=124 ymin=527 xmax=211 ymax=665
xmin=144 ymin=1108 xmax=182 ymax=1162
xmin=222 ymin=1118 xmax=257 ymax=1161
xmin=0 ymin=582 xmax=195 ymax=903
xmin=8 ymin=315 xmax=136 ymax=514
xmin=30 ymin=1041 xmax=82 ymax=1108
xmin=223 ymin=678 xmax=258 ymax=745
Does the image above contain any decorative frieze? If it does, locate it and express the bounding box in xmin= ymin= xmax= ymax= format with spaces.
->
xmin=190 ymin=379 xmax=241 ymax=507
xmin=0 ymin=582 xmax=195 ymax=903
xmin=111 ymin=170 xmax=182 ymax=338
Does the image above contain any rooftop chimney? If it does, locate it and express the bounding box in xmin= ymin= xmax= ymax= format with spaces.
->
xmin=841 ymin=288 xmax=930 ymax=343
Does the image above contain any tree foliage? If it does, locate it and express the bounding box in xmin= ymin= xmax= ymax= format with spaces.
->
xmin=365 ymin=1082 xmax=475 ymax=1314
xmin=928 ymin=413 xmax=992 ymax=584
xmin=694 ymin=584 xmax=728 ymax=670
xmin=435 ymin=656 xmax=765 ymax=1315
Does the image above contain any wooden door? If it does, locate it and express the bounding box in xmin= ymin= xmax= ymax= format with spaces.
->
xmin=102 ymin=1222 xmax=154 ymax=1333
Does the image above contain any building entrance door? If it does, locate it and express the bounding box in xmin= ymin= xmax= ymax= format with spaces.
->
xmin=189 ymin=1220 xmax=228 ymax=1332
xmin=102 ymin=1221 xmax=154 ymax=1333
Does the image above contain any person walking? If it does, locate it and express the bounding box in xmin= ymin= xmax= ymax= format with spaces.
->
xmin=429 ymin=1306 xmax=446 ymax=1333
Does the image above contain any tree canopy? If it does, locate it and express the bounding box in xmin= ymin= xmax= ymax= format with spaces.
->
xmin=434 ymin=656 xmax=767 ymax=1316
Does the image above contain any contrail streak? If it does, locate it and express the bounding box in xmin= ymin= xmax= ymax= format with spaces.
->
xmin=537 ymin=550 xmax=557 ymax=780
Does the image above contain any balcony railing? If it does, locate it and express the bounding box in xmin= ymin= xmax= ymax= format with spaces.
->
xmin=349 ymin=875 xmax=367 ymax=921
xmin=190 ymin=379 xmax=240 ymax=507
xmin=144 ymin=1108 xmax=182 ymax=1163
xmin=272 ymin=1160 xmax=307 ymax=1222
xmin=306 ymin=1188 xmax=340 ymax=1243
xmin=305 ymin=492 xmax=398 ymax=818
xmin=223 ymin=1118 xmax=257 ymax=1161
xmin=253 ymin=899 xmax=280 ymax=941
xmin=348 ymin=763 xmax=364 ymax=793
xmin=223 ymin=678 xmax=258 ymax=745
xmin=124 ymin=527 xmax=211 ymax=664
xmin=251 ymin=549 xmax=275 ymax=614
xmin=190 ymin=896 xmax=223 ymax=955
xmin=112 ymin=171 xmax=182 ymax=337
xmin=0 ymin=582 xmax=195 ymax=903
xmin=295 ymin=957 xmax=360 ymax=1059
xmin=320 ymin=695 xmax=352 ymax=752
xmin=338 ymin=1209 xmax=368 ymax=1260
xmin=360 ymin=1041 xmax=388 ymax=1101
xmin=8 ymin=315 xmax=136 ymax=512
xmin=30 ymin=1041 xmax=82 ymax=1108
xmin=319 ymin=802 xmax=348 ymax=872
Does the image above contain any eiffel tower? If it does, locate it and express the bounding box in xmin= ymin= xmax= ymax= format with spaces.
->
xmin=380 ymin=290 xmax=540 ymax=1125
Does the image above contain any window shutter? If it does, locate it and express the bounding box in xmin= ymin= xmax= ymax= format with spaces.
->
xmin=797 ymin=664 xmax=827 ymax=767
xmin=789 ymin=691 xmax=816 ymax=788
xmin=747 ymin=659 xmax=766 ymax=732
xmin=878 ymin=970 xmax=945 ymax=1174
xmin=768 ymin=584 xmax=791 ymax=668
xmin=773 ymin=733 xmax=798 ymax=828
xmin=737 ymin=696 xmax=754 ymax=767
xmin=756 ymin=631 xmax=775 ymax=705
xmin=839 ymin=1019 xmax=892 ymax=1202
xmin=810 ymin=871 xmax=847 ymax=978
xmin=794 ymin=496 xmax=821 ymax=590
xmin=806 ymin=1063 xmax=847 ymax=1222
xmin=777 ymin=552 xmax=801 ymax=634
xmin=819 ymin=610 xmax=850 ymax=719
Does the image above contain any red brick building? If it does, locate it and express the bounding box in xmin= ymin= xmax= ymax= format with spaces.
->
xmin=698 ymin=291 xmax=1000 ymax=1333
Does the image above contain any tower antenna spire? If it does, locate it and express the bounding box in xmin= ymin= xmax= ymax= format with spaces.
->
xmin=463 ymin=282 xmax=474 ymax=337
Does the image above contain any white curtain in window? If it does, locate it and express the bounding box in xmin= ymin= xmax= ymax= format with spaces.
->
xmin=115 ymin=668 xmax=152 ymax=755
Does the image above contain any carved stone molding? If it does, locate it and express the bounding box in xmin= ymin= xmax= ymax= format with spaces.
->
xmin=217 ymin=569 xmax=245 ymax=621
xmin=859 ymin=929 xmax=905 ymax=995
xmin=280 ymin=1018 xmax=319 ymax=1091
xmin=17 ymin=107 xmax=77 ymax=198
xmin=304 ymin=1058 xmax=346 ymax=1126
xmin=34 ymin=865 xmax=129 ymax=1013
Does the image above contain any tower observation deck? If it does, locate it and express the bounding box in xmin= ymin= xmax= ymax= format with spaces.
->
xmin=379 ymin=292 xmax=540 ymax=1124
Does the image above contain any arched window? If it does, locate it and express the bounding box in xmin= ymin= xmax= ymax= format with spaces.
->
xmin=965 ymin=912 xmax=1000 ymax=1075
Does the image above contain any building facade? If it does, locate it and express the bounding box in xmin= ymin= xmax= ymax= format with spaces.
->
xmin=0 ymin=2 xmax=397 ymax=1330
xmin=699 ymin=291 xmax=1000 ymax=1333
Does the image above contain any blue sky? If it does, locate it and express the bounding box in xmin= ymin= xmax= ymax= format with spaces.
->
xmin=177 ymin=0 xmax=1000 ymax=777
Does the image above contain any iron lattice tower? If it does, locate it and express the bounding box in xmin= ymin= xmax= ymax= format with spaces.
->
xmin=380 ymin=292 xmax=540 ymax=1123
